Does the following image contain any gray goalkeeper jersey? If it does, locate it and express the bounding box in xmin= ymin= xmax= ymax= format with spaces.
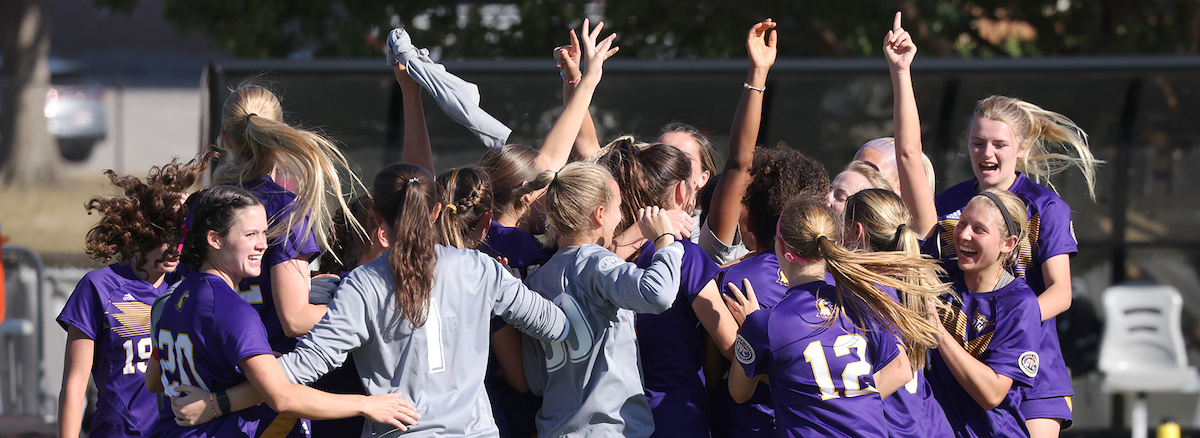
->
xmin=522 ymin=242 xmax=684 ymax=438
xmin=279 ymin=246 xmax=569 ymax=438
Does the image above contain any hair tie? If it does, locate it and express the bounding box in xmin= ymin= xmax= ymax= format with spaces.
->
xmin=887 ymin=223 xmax=907 ymax=248
xmin=816 ymin=235 xmax=829 ymax=245
xmin=551 ymin=171 xmax=560 ymax=185
xmin=244 ymin=113 xmax=257 ymax=124
xmin=976 ymin=191 xmax=1019 ymax=237
xmin=176 ymin=224 xmax=190 ymax=254
xmin=446 ymin=204 xmax=458 ymax=213
xmin=403 ymin=177 xmax=420 ymax=189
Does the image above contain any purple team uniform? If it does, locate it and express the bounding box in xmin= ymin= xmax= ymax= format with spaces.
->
xmin=232 ymin=177 xmax=321 ymax=354
xmin=634 ymin=240 xmax=721 ymax=438
xmin=926 ymin=273 xmax=1043 ymax=438
xmin=849 ymin=277 xmax=953 ymax=438
xmin=148 ymin=272 xmax=308 ymax=438
xmin=718 ymin=251 xmax=790 ymax=438
xmin=927 ymin=174 xmax=1076 ymax=424
xmin=57 ymin=264 xmax=167 ymax=438
xmin=478 ymin=222 xmax=554 ymax=438
xmin=736 ymin=280 xmax=901 ymax=438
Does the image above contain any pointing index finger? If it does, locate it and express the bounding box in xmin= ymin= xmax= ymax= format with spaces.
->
xmin=893 ymin=11 xmax=902 ymax=32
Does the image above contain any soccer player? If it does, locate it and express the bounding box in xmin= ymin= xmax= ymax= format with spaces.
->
xmin=885 ymin=12 xmax=1099 ymax=436
xmin=57 ymin=156 xmax=208 ymax=438
xmin=146 ymin=185 xmax=418 ymax=438
xmin=924 ymin=189 xmax=1045 ymax=437
xmin=725 ymin=197 xmax=946 ymax=438
xmin=520 ymin=162 xmax=683 ymax=437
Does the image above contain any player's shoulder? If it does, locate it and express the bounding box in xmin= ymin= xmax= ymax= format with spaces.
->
xmin=1010 ymin=174 xmax=1066 ymax=209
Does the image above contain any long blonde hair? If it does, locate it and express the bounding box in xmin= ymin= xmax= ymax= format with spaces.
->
xmin=972 ymin=95 xmax=1100 ymax=199
xmin=212 ymin=84 xmax=364 ymax=253
xmin=778 ymin=197 xmax=949 ymax=360
xmin=842 ymin=189 xmax=948 ymax=370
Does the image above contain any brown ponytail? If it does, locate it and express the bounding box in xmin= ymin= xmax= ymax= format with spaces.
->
xmin=374 ymin=163 xmax=440 ymax=328
xmin=592 ymin=137 xmax=693 ymax=233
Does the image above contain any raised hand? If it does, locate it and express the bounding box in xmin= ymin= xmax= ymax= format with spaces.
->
xmin=392 ymin=62 xmax=420 ymax=91
xmin=722 ymin=278 xmax=760 ymax=326
xmin=883 ymin=12 xmax=916 ymax=72
xmin=579 ymin=19 xmax=620 ymax=82
xmin=361 ymin=392 xmax=421 ymax=432
xmin=748 ymin=19 xmax=778 ymax=70
xmin=554 ymin=29 xmax=583 ymax=83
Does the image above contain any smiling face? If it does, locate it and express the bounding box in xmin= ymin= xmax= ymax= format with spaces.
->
xmin=207 ymin=205 xmax=269 ymax=281
xmin=953 ymin=201 xmax=1016 ymax=275
xmin=968 ymin=117 xmax=1027 ymax=191
xmin=827 ymin=170 xmax=872 ymax=217
xmin=139 ymin=243 xmax=180 ymax=277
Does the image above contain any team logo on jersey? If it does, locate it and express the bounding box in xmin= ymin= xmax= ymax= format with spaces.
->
xmin=972 ymin=312 xmax=989 ymax=332
xmin=175 ymin=289 xmax=190 ymax=311
xmin=775 ymin=269 xmax=788 ymax=286
xmin=735 ymin=335 xmax=756 ymax=364
xmin=816 ymin=298 xmax=834 ymax=320
xmin=597 ymin=256 xmax=624 ymax=272
xmin=111 ymin=301 xmax=152 ymax=338
xmin=946 ymin=210 xmax=962 ymax=220
xmin=1019 ymin=351 xmax=1040 ymax=377
xmin=122 ymin=293 xmax=136 ymax=301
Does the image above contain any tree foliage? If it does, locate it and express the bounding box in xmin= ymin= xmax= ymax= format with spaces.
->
xmin=92 ymin=0 xmax=1200 ymax=59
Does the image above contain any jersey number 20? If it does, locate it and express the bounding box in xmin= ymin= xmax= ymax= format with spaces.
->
xmin=157 ymin=330 xmax=209 ymax=392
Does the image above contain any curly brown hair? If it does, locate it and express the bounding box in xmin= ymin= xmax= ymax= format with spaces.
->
xmin=84 ymin=152 xmax=214 ymax=267
xmin=741 ymin=144 xmax=830 ymax=246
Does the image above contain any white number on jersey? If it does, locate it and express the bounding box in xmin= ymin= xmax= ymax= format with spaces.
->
xmin=122 ymin=337 xmax=153 ymax=374
xmin=802 ymin=334 xmax=877 ymax=400
xmin=426 ymin=296 xmax=446 ymax=374
xmin=156 ymin=330 xmax=209 ymax=392
xmin=545 ymin=293 xmax=595 ymax=372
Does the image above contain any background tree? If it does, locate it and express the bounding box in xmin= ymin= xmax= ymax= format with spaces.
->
xmin=1 ymin=0 xmax=60 ymax=186
xmin=92 ymin=0 xmax=1200 ymax=59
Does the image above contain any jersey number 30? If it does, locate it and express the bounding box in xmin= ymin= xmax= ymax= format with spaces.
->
xmin=803 ymin=334 xmax=877 ymax=400
xmin=157 ymin=330 xmax=209 ymax=392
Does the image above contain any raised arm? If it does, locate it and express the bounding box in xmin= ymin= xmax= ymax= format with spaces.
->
xmin=395 ymin=63 xmax=434 ymax=172
xmin=556 ymin=30 xmax=602 ymax=160
xmin=885 ymin=12 xmax=937 ymax=238
xmin=709 ymin=19 xmax=776 ymax=245
xmin=539 ymin=19 xmax=619 ymax=171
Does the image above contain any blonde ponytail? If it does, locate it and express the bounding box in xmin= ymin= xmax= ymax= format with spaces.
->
xmin=780 ymin=197 xmax=950 ymax=371
xmin=213 ymin=84 xmax=366 ymax=254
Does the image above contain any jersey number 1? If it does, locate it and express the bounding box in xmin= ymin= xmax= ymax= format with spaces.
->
xmin=803 ymin=334 xmax=876 ymax=400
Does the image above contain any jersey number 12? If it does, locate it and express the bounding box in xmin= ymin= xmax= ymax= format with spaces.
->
xmin=803 ymin=334 xmax=876 ymax=400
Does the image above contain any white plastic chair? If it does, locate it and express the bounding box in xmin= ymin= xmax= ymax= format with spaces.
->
xmin=1099 ymin=283 xmax=1198 ymax=438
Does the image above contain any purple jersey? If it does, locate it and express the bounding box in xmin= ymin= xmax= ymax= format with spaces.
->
xmin=480 ymin=221 xmax=554 ymax=279
xmin=148 ymin=273 xmax=307 ymax=438
xmin=927 ymin=174 xmax=1075 ymax=404
xmin=736 ymin=280 xmax=900 ymax=438
xmin=877 ymin=287 xmax=954 ymax=438
xmin=231 ymin=177 xmax=321 ymax=354
xmin=926 ymin=273 xmax=1042 ymax=438
xmin=57 ymin=264 xmax=167 ymax=438
xmin=634 ymin=240 xmax=721 ymax=438
xmin=718 ymin=251 xmax=789 ymax=438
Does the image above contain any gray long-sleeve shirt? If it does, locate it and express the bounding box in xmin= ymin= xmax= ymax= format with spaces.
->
xmin=521 ymin=242 xmax=684 ymax=438
xmin=279 ymin=246 xmax=568 ymax=437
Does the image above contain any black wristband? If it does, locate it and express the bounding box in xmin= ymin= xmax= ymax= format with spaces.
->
xmin=216 ymin=391 xmax=232 ymax=417
xmin=654 ymin=232 xmax=677 ymax=244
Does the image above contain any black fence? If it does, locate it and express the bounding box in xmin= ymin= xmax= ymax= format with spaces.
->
xmin=203 ymin=56 xmax=1200 ymax=300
